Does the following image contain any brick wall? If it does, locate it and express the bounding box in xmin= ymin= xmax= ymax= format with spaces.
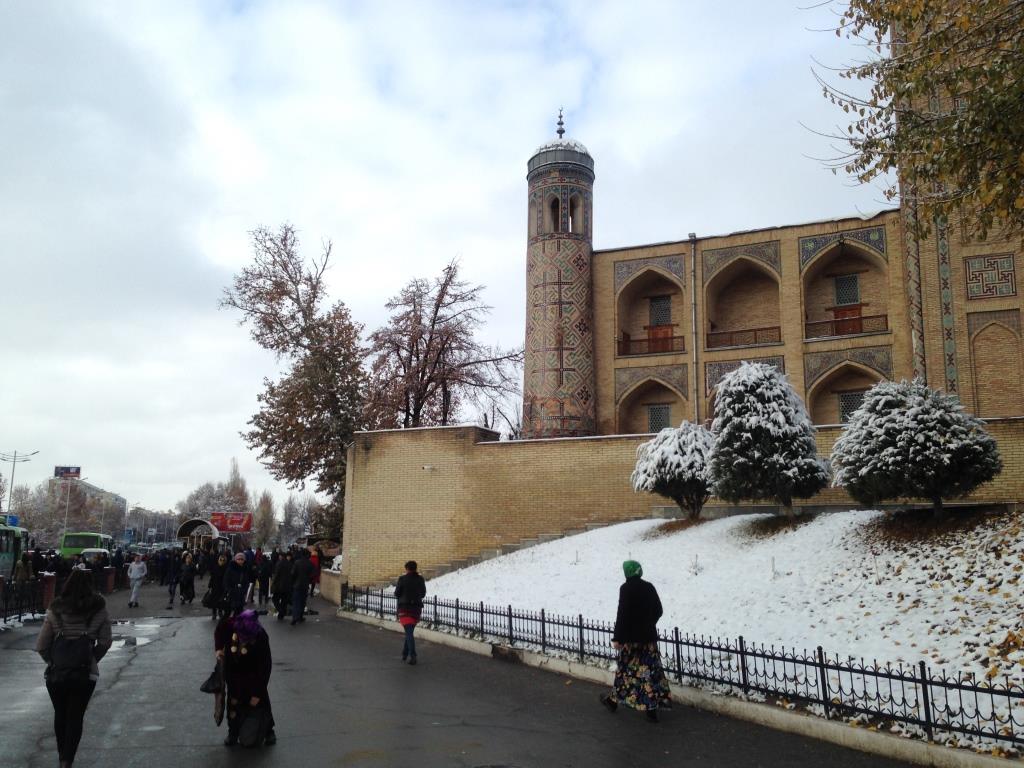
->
xmin=341 ymin=420 xmax=1024 ymax=585
xmin=708 ymin=267 xmax=780 ymax=334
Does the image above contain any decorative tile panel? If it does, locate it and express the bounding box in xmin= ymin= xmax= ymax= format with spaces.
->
xmin=935 ymin=217 xmax=959 ymax=394
xmin=803 ymin=346 xmax=893 ymax=391
xmin=967 ymin=309 xmax=1021 ymax=337
xmin=615 ymin=365 xmax=688 ymax=403
xmin=965 ymin=253 xmax=1016 ymax=299
xmin=705 ymin=356 xmax=784 ymax=395
xmin=614 ymin=255 xmax=686 ymax=293
xmin=902 ymin=204 xmax=927 ymax=379
xmin=799 ymin=226 xmax=887 ymax=271
xmin=702 ymin=240 xmax=781 ymax=283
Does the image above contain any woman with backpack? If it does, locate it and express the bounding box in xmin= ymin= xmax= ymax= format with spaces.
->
xmin=35 ymin=568 xmax=113 ymax=768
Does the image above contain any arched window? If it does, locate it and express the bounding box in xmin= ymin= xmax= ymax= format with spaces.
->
xmin=548 ymin=196 xmax=561 ymax=233
xmin=569 ymin=193 xmax=583 ymax=234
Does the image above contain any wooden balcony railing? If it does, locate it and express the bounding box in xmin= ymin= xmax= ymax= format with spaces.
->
xmin=805 ymin=314 xmax=889 ymax=339
xmin=706 ymin=326 xmax=782 ymax=349
xmin=617 ymin=335 xmax=686 ymax=356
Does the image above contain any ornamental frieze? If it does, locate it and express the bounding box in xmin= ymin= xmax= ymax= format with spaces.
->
xmin=702 ymin=240 xmax=781 ymax=283
xmin=799 ymin=225 xmax=887 ymax=271
xmin=613 ymin=255 xmax=686 ymax=293
xmin=803 ymin=346 xmax=893 ymax=390
xmin=615 ymin=364 xmax=688 ymax=403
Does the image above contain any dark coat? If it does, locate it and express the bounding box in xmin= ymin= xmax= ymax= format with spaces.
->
xmin=223 ymin=560 xmax=251 ymax=597
xmin=290 ymin=557 xmax=313 ymax=591
xmin=272 ymin=559 xmax=293 ymax=595
xmin=215 ymin=620 xmax=272 ymax=703
xmin=36 ymin=594 xmax=113 ymax=679
xmin=395 ymin=572 xmax=426 ymax=608
xmin=612 ymin=576 xmax=663 ymax=644
xmin=208 ymin=561 xmax=228 ymax=597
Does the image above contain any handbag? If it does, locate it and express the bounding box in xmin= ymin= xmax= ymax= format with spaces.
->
xmin=237 ymin=705 xmax=269 ymax=747
xmin=200 ymin=661 xmax=222 ymax=694
xmin=201 ymin=588 xmax=214 ymax=609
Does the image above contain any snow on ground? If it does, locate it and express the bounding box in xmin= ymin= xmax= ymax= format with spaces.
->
xmin=428 ymin=510 xmax=1024 ymax=686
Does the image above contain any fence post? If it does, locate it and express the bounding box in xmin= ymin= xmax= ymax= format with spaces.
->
xmin=508 ymin=604 xmax=514 ymax=646
xmin=340 ymin=581 xmax=349 ymax=606
xmin=480 ymin=601 xmax=484 ymax=638
xmin=673 ymin=628 xmax=683 ymax=683
xmin=578 ymin=614 xmax=584 ymax=663
xmin=455 ymin=598 xmax=460 ymax=633
xmin=540 ymin=609 xmax=546 ymax=653
xmin=738 ymin=636 xmax=750 ymax=693
xmin=433 ymin=595 xmax=438 ymax=628
xmin=815 ymin=646 xmax=831 ymax=720
xmin=918 ymin=660 xmax=934 ymax=741
xmin=379 ymin=588 xmax=384 ymax=619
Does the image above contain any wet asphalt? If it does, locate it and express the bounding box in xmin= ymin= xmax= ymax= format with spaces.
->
xmin=0 ymin=582 xmax=914 ymax=768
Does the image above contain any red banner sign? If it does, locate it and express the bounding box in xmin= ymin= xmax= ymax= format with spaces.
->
xmin=209 ymin=512 xmax=253 ymax=533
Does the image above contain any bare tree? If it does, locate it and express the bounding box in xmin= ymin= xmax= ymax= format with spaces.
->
xmin=368 ymin=260 xmax=523 ymax=428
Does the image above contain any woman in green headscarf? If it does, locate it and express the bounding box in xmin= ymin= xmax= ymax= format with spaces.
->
xmin=599 ymin=560 xmax=672 ymax=722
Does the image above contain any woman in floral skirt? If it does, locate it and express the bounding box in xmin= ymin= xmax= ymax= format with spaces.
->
xmin=600 ymin=560 xmax=672 ymax=722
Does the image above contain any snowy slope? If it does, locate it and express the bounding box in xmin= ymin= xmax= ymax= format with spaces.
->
xmin=428 ymin=510 xmax=1024 ymax=688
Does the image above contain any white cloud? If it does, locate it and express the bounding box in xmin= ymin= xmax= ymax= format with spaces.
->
xmin=0 ymin=0 xmax=887 ymax=515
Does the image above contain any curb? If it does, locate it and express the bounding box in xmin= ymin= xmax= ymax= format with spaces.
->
xmin=340 ymin=610 xmax=1016 ymax=768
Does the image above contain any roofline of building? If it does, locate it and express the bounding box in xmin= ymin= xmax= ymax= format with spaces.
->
xmin=593 ymin=207 xmax=900 ymax=255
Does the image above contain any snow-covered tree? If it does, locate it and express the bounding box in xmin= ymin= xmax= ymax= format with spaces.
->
xmin=710 ymin=362 xmax=829 ymax=517
xmin=253 ymin=490 xmax=278 ymax=547
xmin=831 ymin=379 xmax=1002 ymax=518
xmin=631 ymin=422 xmax=714 ymax=520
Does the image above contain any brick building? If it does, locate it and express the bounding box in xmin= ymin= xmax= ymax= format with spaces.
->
xmin=523 ymin=121 xmax=1023 ymax=438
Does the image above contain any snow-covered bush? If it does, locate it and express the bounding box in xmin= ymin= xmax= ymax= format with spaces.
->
xmin=831 ymin=379 xmax=1002 ymax=518
xmin=631 ymin=421 xmax=714 ymax=520
xmin=710 ymin=362 xmax=828 ymax=516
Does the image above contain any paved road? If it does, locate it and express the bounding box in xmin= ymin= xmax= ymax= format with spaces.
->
xmin=0 ymin=582 xmax=914 ymax=768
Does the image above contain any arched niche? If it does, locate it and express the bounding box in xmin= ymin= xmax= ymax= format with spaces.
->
xmin=807 ymin=362 xmax=884 ymax=425
xmin=803 ymin=240 xmax=889 ymax=339
xmin=617 ymin=378 xmax=686 ymax=434
xmin=616 ymin=268 xmax=686 ymax=356
xmin=971 ymin=322 xmax=1024 ymax=417
xmin=704 ymin=257 xmax=782 ymax=348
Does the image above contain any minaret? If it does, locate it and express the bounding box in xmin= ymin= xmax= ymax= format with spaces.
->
xmin=522 ymin=111 xmax=597 ymax=438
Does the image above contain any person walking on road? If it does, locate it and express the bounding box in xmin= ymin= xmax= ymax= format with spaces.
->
xmin=395 ymin=560 xmax=427 ymax=665
xmin=224 ymin=552 xmax=251 ymax=617
xmin=271 ymin=551 xmax=293 ymax=621
xmin=255 ymin=552 xmax=272 ymax=607
xmin=179 ymin=552 xmax=196 ymax=605
xmin=36 ymin=568 xmax=113 ymax=768
xmin=289 ymin=550 xmax=313 ymax=625
xmin=166 ymin=549 xmax=182 ymax=610
xmin=214 ymin=609 xmax=276 ymax=747
xmin=599 ymin=560 xmax=672 ymax=722
xmin=208 ymin=553 xmax=229 ymax=620
xmin=309 ymin=548 xmax=321 ymax=597
xmin=127 ymin=555 xmax=147 ymax=608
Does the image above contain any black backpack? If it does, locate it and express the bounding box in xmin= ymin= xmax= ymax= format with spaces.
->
xmin=48 ymin=610 xmax=97 ymax=683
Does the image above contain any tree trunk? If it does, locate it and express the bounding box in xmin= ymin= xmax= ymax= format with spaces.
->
xmin=932 ymin=496 xmax=946 ymax=521
xmin=780 ymin=499 xmax=795 ymax=518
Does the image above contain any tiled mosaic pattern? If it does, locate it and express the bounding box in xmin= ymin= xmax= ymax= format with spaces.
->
xmin=965 ymin=254 xmax=1016 ymax=299
xmin=613 ymin=255 xmax=685 ymax=294
xmin=614 ymin=364 xmax=688 ymax=403
xmin=799 ymin=226 xmax=887 ymax=271
xmin=702 ymin=240 xmax=781 ymax=283
xmin=902 ymin=203 xmax=927 ymax=379
xmin=803 ymin=346 xmax=893 ymax=391
xmin=935 ymin=217 xmax=960 ymax=394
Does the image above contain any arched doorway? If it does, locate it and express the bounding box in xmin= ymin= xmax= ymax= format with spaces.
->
xmin=616 ymin=268 xmax=686 ymax=357
xmin=705 ymin=258 xmax=782 ymax=348
xmin=807 ymin=363 xmax=884 ymax=425
xmin=803 ymin=240 xmax=889 ymax=339
xmin=972 ymin=322 xmax=1024 ymax=416
xmin=617 ymin=378 xmax=686 ymax=433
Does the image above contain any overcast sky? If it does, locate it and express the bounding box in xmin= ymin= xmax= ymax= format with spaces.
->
xmin=0 ymin=0 xmax=888 ymax=516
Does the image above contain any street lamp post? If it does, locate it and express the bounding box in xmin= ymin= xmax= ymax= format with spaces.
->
xmin=62 ymin=477 xmax=88 ymax=540
xmin=0 ymin=449 xmax=39 ymax=519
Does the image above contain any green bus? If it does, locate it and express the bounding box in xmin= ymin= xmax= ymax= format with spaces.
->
xmin=60 ymin=532 xmax=114 ymax=559
xmin=0 ymin=523 xmax=30 ymax=577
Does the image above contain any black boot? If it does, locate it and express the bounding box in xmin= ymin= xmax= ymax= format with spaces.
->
xmin=600 ymin=694 xmax=618 ymax=713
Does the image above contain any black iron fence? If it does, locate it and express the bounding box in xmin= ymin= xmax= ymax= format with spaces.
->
xmin=344 ymin=586 xmax=1023 ymax=750
xmin=1 ymin=578 xmax=45 ymax=623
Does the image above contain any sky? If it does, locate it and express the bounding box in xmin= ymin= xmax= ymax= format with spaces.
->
xmin=0 ymin=0 xmax=889 ymax=515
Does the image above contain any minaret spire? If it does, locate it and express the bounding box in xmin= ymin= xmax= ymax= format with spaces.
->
xmin=556 ymin=108 xmax=565 ymax=139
